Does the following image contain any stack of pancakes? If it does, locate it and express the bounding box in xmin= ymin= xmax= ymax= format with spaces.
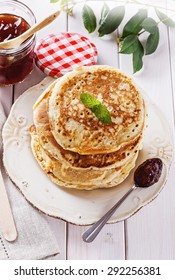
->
xmin=29 ymin=65 xmax=146 ymax=190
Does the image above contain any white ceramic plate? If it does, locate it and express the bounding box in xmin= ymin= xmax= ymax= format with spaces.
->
xmin=2 ymin=78 xmax=173 ymax=225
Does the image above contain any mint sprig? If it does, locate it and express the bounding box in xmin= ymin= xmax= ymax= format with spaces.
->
xmin=91 ymin=104 xmax=112 ymax=124
xmin=80 ymin=93 xmax=100 ymax=108
xmin=80 ymin=93 xmax=111 ymax=124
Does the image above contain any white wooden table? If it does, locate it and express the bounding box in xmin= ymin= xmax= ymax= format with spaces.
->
xmin=1 ymin=0 xmax=175 ymax=260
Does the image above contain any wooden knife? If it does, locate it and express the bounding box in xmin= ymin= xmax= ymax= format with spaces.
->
xmin=0 ymin=168 xmax=17 ymax=242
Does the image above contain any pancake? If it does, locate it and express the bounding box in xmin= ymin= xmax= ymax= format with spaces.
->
xmin=30 ymin=65 xmax=146 ymax=190
xmin=29 ymin=125 xmax=139 ymax=190
xmin=33 ymin=85 xmax=144 ymax=170
xmin=48 ymin=65 xmax=145 ymax=155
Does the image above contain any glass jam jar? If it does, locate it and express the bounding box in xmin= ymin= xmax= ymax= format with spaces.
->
xmin=0 ymin=0 xmax=36 ymax=85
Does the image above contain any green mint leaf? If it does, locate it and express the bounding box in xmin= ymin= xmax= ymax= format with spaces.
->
xmin=120 ymin=34 xmax=139 ymax=54
xmin=99 ymin=2 xmax=110 ymax=25
xmin=98 ymin=6 xmax=125 ymax=37
xmin=155 ymin=8 xmax=175 ymax=27
xmin=82 ymin=4 xmax=97 ymax=33
xmin=80 ymin=93 xmax=111 ymax=124
xmin=91 ymin=104 xmax=111 ymax=124
xmin=141 ymin=17 xmax=158 ymax=34
xmin=80 ymin=93 xmax=100 ymax=108
xmin=145 ymin=27 xmax=159 ymax=55
xmin=122 ymin=9 xmax=147 ymax=38
xmin=133 ymin=40 xmax=144 ymax=73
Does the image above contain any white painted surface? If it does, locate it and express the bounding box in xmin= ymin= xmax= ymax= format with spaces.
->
xmin=0 ymin=0 xmax=175 ymax=259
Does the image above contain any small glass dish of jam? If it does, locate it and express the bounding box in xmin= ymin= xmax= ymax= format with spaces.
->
xmin=0 ymin=0 xmax=36 ymax=86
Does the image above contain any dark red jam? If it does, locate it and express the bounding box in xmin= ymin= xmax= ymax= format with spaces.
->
xmin=0 ymin=14 xmax=35 ymax=85
xmin=134 ymin=158 xmax=163 ymax=188
xmin=0 ymin=14 xmax=30 ymax=42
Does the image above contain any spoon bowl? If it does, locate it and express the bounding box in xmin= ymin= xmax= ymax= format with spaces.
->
xmin=0 ymin=10 xmax=61 ymax=49
xmin=82 ymin=158 xmax=163 ymax=243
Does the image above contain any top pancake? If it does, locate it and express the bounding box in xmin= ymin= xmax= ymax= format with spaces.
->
xmin=48 ymin=65 xmax=145 ymax=155
xmin=33 ymin=84 xmax=143 ymax=170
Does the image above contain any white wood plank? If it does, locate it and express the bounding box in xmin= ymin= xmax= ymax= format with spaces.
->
xmin=46 ymin=217 xmax=67 ymax=260
xmin=5 ymin=0 xmax=175 ymax=260
xmin=13 ymin=65 xmax=46 ymax=99
xmin=119 ymin=1 xmax=175 ymax=259
xmin=21 ymin=0 xmax=67 ymax=42
xmin=12 ymin=0 xmax=68 ymax=260
xmin=66 ymin=2 xmax=125 ymax=260
xmin=0 ymin=87 xmax=13 ymax=116
xmin=168 ymin=0 xmax=175 ymax=111
xmin=67 ymin=224 xmax=125 ymax=260
xmin=14 ymin=0 xmax=67 ymax=99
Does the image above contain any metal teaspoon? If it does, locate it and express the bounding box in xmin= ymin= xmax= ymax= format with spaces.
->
xmin=82 ymin=158 xmax=163 ymax=243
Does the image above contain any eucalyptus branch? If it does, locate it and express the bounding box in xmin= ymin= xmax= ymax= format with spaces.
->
xmin=50 ymin=0 xmax=175 ymax=74
xmin=121 ymin=0 xmax=175 ymax=13
xmin=95 ymin=0 xmax=175 ymax=14
xmin=52 ymin=0 xmax=175 ymax=14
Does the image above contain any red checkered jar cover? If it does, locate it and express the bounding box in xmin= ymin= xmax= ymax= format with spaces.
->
xmin=35 ymin=32 xmax=98 ymax=77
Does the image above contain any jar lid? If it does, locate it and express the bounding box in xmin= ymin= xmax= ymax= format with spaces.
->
xmin=35 ymin=32 xmax=98 ymax=78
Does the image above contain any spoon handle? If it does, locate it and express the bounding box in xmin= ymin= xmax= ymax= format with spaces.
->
xmin=19 ymin=10 xmax=61 ymax=43
xmin=82 ymin=185 xmax=136 ymax=243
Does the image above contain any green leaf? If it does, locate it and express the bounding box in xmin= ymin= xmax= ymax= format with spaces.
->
xmin=67 ymin=7 xmax=73 ymax=16
xmin=80 ymin=93 xmax=100 ymax=108
xmin=120 ymin=34 xmax=139 ymax=54
xmin=122 ymin=9 xmax=147 ymax=37
xmin=145 ymin=28 xmax=159 ymax=55
xmin=82 ymin=4 xmax=97 ymax=33
xmin=133 ymin=41 xmax=144 ymax=73
xmin=98 ymin=6 xmax=125 ymax=37
xmin=99 ymin=2 xmax=110 ymax=25
xmin=80 ymin=93 xmax=111 ymax=124
xmin=50 ymin=0 xmax=69 ymax=4
xmin=141 ymin=17 xmax=158 ymax=34
xmin=91 ymin=104 xmax=111 ymax=124
xmin=155 ymin=8 xmax=175 ymax=27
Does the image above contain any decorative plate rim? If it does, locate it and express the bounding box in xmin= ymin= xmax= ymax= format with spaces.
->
xmin=2 ymin=77 xmax=174 ymax=225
